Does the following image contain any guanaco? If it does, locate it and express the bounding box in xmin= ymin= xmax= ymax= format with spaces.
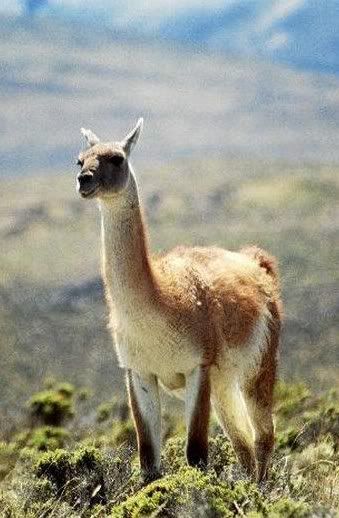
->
xmin=76 ymin=119 xmax=282 ymax=483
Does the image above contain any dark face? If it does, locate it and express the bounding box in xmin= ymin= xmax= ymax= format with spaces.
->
xmin=76 ymin=144 xmax=129 ymax=199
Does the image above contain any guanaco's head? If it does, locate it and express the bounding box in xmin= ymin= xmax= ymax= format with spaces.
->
xmin=76 ymin=118 xmax=143 ymax=199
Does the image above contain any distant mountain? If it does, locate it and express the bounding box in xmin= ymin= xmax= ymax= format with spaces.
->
xmin=2 ymin=1 xmax=339 ymax=74
xmin=162 ymin=0 xmax=339 ymax=75
xmin=1 ymin=13 xmax=339 ymax=178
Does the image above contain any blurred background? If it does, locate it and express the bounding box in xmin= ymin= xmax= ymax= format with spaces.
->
xmin=0 ymin=1 xmax=338 ymax=422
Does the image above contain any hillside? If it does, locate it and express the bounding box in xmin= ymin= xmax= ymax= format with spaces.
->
xmin=1 ymin=158 xmax=338 ymax=417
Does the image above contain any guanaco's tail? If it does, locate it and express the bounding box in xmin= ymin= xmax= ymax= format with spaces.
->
xmin=240 ymin=245 xmax=280 ymax=285
xmin=241 ymin=246 xmax=283 ymax=351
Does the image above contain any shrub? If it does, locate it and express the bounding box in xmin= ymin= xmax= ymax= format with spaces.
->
xmin=35 ymin=445 xmax=107 ymax=509
xmin=14 ymin=426 xmax=69 ymax=451
xmin=96 ymin=400 xmax=130 ymax=423
xmin=208 ymin=434 xmax=237 ymax=476
xmin=28 ymin=383 xmax=75 ymax=426
xmin=161 ymin=436 xmax=186 ymax=474
xmin=111 ymin=467 xmax=267 ymax=517
xmin=267 ymin=497 xmax=310 ymax=517
xmin=96 ymin=402 xmax=113 ymax=423
xmin=111 ymin=421 xmax=136 ymax=448
xmin=0 ymin=441 xmax=18 ymax=480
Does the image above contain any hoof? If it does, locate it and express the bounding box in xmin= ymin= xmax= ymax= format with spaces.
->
xmin=141 ymin=469 xmax=161 ymax=485
xmin=186 ymin=442 xmax=208 ymax=470
xmin=187 ymin=457 xmax=208 ymax=471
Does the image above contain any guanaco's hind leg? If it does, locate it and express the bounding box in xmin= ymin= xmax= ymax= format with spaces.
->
xmin=127 ymin=370 xmax=161 ymax=483
xmin=211 ymin=367 xmax=256 ymax=478
xmin=244 ymin=305 xmax=280 ymax=482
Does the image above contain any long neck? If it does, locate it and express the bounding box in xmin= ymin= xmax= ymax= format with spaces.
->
xmin=100 ymin=171 xmax=154 ymax=310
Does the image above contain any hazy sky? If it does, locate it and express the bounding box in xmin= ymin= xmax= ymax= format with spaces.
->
xmin=1 ymin=0 xmax=305 ymax=22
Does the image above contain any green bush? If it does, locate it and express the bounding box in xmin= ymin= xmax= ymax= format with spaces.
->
xmin=96 ymin=401 xmax=113 ymax=423
xmin=111 ymin=421 xmax=136 ymax=448
xmin=267 ymin=497 xmax=310 ymax=517
xmin=111 ymin=467 xmax=266 ymax=517
xmin=36 ymin=445 xmax=106 ymax=509
xmin=0 ymin=441 xmax=18 ymax=480
xmin=14 ymin=426 xmax=69 ymax=451
xmin=28 ymin=382 xmax=75 ymax=426
xmin=96 ymin=399 xmax=130 ymax=423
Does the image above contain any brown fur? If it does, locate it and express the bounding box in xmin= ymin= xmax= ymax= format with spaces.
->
xmin=150 ymin=245 xmax=278 ymax=362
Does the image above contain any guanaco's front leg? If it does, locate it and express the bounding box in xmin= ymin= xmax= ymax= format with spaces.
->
xmin=185 ymin=365 xmax=211 ymax=468
xmin=127 ymin=370 xmax=161 ymax=482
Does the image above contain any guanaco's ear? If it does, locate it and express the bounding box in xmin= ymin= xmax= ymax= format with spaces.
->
xmin=80 ymin=127 xmax=100 ymax=147
xmin=121 ymin=118 xmax=143 ymax=156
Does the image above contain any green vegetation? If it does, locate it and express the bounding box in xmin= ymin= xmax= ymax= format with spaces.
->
xmin=15 ymin=426 xmax=69 ymax=452
xmin=0 ymin=381 xmax=337 ymax=516
xmin=28 ymin=382 xmax=75 ymax=426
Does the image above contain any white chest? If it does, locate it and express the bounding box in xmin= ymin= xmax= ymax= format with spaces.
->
xmin=112 ymin=308 xmax=201 ymax=389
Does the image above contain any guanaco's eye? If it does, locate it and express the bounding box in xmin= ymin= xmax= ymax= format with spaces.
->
xmin=108 ymin=155 xmax=124 ymax=167
xmin=77 ymin=159 xmax=83 ymax=167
